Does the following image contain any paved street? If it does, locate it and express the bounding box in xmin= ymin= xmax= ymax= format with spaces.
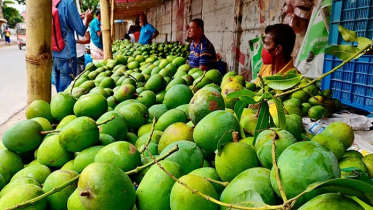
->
xmin=0 ymin=37 xmax=27 ymax=125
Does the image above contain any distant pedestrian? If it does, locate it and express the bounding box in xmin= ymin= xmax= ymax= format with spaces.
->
xmin=90 ymin=10 xmax=103 ymax=60
xmin=4 ymin=27 xmax=11 ymax=45
xmin=138 ymin=14 xmax=159 ymax=45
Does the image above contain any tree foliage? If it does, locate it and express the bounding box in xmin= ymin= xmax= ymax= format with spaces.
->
xmin=80 ymin=0 xmax=100 ymax=13
xmin=3 ymin=5 xmax=23 ymax=28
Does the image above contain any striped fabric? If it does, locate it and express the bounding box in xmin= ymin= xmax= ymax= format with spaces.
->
xmin=189 ymin=36 xmax=217 ymax=69
xmin=90 ymin=42 xmax=104 ymax=60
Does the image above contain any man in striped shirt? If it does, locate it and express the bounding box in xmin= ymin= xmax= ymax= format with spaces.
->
xmin=188 ymin=18 xmax=217 ymax=71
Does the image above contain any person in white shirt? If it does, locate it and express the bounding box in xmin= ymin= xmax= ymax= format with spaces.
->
xmin=76 ymin=14 xmax=91 ymax=75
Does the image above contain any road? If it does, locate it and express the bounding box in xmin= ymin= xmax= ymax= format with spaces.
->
xmin=0 ymin=40 xmax=27 ymax=125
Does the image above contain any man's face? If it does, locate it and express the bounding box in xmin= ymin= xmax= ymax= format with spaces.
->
xmin=139 ymin=15 xmax=147 ymax=26
xmin=97 ymin=14 xmax=101 ymax=21
xmin=263 ymin=33 xmax=277 ymax=53
xmin=188 ymin=21 xmax=201 ymax=40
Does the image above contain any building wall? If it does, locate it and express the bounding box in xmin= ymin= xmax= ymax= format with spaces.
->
xmin=145 ymin=0 xmax=317 ymax=80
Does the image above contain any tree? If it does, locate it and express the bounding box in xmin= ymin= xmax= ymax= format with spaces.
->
xmin=81 ymin=0 xmax=99 ymax=13
xmin=3 ymin=5 xmax=23 ymax=28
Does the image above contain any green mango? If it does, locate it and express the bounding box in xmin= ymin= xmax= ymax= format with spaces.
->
xmin=78 ymin=162 xmax=136 ymax=210
xmin=95 ymin=141 xmax=141 ymax=172
xmin=74 ymin=146 xmax=104 ymax=173
xmin=155 ymin=109 xmax=187 ymax=131
xmin=136 ymin=160 xmax=184 ymax=210
xmin=59 ymin=117 xmax=99 ymax=152
xmin=37 ymin=134 xmax=74 ymax=168
xmin=11 ymin=165 xmax=51 ymax=184
xmin=0 ymin=184 xmax=46 ymax=210
xmin=42 ymin=170 xmax=79 ymax=210
xmin=2 ymin=120 xmax=43 ymax=153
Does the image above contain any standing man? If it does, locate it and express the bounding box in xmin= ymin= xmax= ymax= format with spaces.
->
xmin=90 ymin=10 xmax=103 ymax=60
xmin=254 ymin=24 xmax=300 ymax=84
xmin=138 ymin=14 xmax=159 ymax=45
xmin=52 ymin=0 xmax=93 ymax=93
xmin=188 ymin=18 xmax=217 ymax=71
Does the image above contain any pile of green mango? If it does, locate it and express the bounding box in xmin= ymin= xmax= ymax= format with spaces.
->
xmin=0 ymin=52 xmax=371 ymax=210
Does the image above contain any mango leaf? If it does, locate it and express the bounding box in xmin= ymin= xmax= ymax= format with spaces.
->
xmin=349 ymin=196 xmax=373 ymax=210
xmin=226 ymin=89 xmax=256 ymax=99
xmin=357 ymin=37 xmax=373 ymax=50
xmin=216 ymin=129 xmax=234 ymax=155
xmin=341 ymin=167 xmax=373 ymax=186
xmin=230 ymin=190 xmax=266 ymax=209
xmin=285 ymin=69 xmax=298 ymax=75
xmin=263 ymin=74 xmax=303 ymax=90
xmin=338 ymin=25 xmax=358 ymax=42
xmin=234 ymin=100 xmax=247 ymax=121
xmin=239 ymin=96 xmax=257 ymax=105
xmin=325 ymin=45 xmax=360 ymax=61
xmin=253 ymin=102 xmax=269 ymax=145
xmin=294 ymin=178 xmax=373 ymax=207
xmin=270 ymin=95 xmax=286 ymax=130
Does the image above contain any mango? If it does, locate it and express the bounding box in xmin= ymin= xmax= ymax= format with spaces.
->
xmin=78 ymin=162 xmax=136 ymax=210
xmin=0 ymin=184 xmax=46 ymax=210
xmin=74 ymin=146 xmax=104 ymax=173
xmin=220 ymin=168 xmax=277 ymax=208
xmin=159 ymin=140 xmax=204 ymax=174
xmin=11 ymin=165 xmax=51 ymax=184
xmin=73 ymin=93 xmax=108 ymax=120
xmin=95 ymin=141 xmax=141 ymax=172
xmin=2 ymin=119 xmax=43 ymax=153
xmin=270 ymin=141 xmax=340 ymax=199
xmin=170 ymin=175 xmax=218 ymax=210
xmin=158 ymin=122 xmax=193 ymax=153
xmin=37 ymin=134 xmax=74 ymax=167
xmin=42 ymin=170 xmax=79 ymax=210
xmin=59 ymin=117 xmax=99 ymax=152
xmin=189 ymin=87 xmax=225 ymax=125
xmin=215 ymin=142 xmax=259 ymax=182
xmin=193 ymin=110 xmax=240 ymax=153
xmin=97 ymin=111 xmax=127 ymax=141
xmin=50 ymin=92 xmax=77 ymax=121
xmin=136 ymin=160 xmax=184 ymax=210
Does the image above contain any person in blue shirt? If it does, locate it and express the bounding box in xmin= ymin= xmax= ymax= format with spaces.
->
xmin=52 ymin=0 xmax=93 ymax=93
xmin=188 ymin=18 xmax=217 ymax=71
xmin=90 ymin=10 xmax=103 ymax=60
xmin=138 ymin=14 xmax=159 ymax=45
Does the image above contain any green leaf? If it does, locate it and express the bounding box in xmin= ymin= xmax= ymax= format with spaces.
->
xmin=341 ymin=168 xmax=373 ymax=185
xmin=216 ymin=129 xmax=234 ymax=155
xmin=234 ymin=100 xmax=247 ymax=121
xmin=239 ymin=96 xmax=257 ymax=105
xmin=231 ymin=190 xmax=266 ymax=209
xmin=263 ymin=74 xmax=303 ymax=91
xmin=295 ymin=178 xmax=373 ymax=207
xmin=285 ymin=69 xmax=298 ymax=75
xmin=349 ymin=196 xmax=373 ymax=210
xmin=357 ymin=37 xmax=373 ymax=50
xmin=226 ymin=89 xmax=256 ymax=99
xmin=338 ymin=25 xmax=358 ymax=42
xmin=270 ymin=95 xmax=286 ymax=130
xmin=253 ymin=102 xmax=269 ymax=145
xmin=325 ymin=45 xmax=360 ymax=61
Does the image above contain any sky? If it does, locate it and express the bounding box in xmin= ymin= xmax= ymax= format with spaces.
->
xmin=8 ymin=2 xmax=25 ymax=14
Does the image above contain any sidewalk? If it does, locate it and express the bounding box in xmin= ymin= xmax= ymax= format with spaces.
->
xmin=0 ymin=35 xmax=18 ymax=48
xmin=0 ymin=86 xmax=57 ymax=139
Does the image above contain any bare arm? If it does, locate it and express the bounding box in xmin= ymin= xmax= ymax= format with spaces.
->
xmin=151 ymin=29 xmax=159 ymax=40
xmin=76 ymin=31 xmax=90 ymax=44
